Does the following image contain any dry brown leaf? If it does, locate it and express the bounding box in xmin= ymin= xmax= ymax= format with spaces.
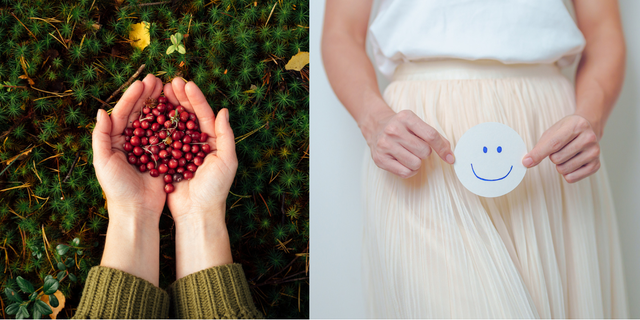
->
xmin=40 ymin=290 xmax=66 ymax=319
xmin=129 ymin=22 xmax=151 ymax=51
xmin=284 ymin=51 xmax=309 ymax=71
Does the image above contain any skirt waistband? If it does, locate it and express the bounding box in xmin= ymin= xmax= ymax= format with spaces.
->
xmin=392 ymin=59 xmax=562 ymax=81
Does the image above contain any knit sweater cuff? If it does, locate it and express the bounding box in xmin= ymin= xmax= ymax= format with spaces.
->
xmin=73 ymin=266 xmax=169 ymax=319
xmin=168 ymin=263 xmax=263 ymax=319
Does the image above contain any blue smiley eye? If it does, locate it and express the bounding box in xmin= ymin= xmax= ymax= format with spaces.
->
xmin=497 ymin=146 xmax=502 ymax=153
xmin=483 ymin=146 xmax=487 ymax=153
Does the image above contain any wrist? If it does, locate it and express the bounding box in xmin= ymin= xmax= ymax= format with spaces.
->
xmin=357 ymin=96 xmax=394 ymax=142
xmin=573 ymin=112 xmax=604 ymax=140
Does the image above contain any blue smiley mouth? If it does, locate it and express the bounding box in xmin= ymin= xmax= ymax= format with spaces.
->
xmin=471 ymin=164 xmax=513 ymax=181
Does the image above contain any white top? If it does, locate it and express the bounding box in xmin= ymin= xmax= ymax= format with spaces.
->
xmin=368 ymin=0 xmax=586 ymax=79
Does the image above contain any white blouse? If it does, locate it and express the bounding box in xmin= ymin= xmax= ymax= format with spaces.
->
xmin=368 ymin=0 xmax=586 ymax=79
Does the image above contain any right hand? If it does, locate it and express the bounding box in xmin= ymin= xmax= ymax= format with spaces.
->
xmin=364 ymin=109 xmax=455 ymax=178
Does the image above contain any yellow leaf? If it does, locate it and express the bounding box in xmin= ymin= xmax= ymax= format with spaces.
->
xmin=284 ymin=51 xmax=309 ymax=71
xmin=40 ymin=290 xmax=66 ymax=319
xmin=129 ymin=22 xmax=150 ymax=51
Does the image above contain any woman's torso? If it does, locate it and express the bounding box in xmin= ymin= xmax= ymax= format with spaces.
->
xmin=368 ymin=0 xmax=586 ymax=79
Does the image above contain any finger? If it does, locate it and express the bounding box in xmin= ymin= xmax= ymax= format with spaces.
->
xmin=213 ymin=109 xmax=237 ymax=165
xmin=110 ymin=80 xmax=144 ymax=135
xmin=92 ymin=109 xmax=114 ymax=168
xmin=556 ymin=146 xmax=600 ymax=175
xmin=163 ymin=82 xmax=180 ymax=106
xmin=184 ymin=81 xmax=216 ymax=138
xmin=390 ymin=145 xmax=422 ymax=171
xmin=377 ymin=154 xmax=416 ymax=179
xmin=171 ymin=77 xmax=192 ymax=110
xmin=549 ymin=131 xmax=598 ymax=165
xmin=564 ymin=159 xmax=601 ymax=183
xmin=523 ymin=126 xmax=579 ymax=168
xmin=405 ymin=120 xmax=454 ymax=164
xmin=151 ymin=77 xmax=163 ymax=100
xmin=126 ymin=74 xmax=159 ymax=127
xmin=396 ymin=127 xmax=433 ymax=159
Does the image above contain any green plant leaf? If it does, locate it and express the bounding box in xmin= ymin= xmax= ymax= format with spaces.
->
xmin=43 ymin=278 xmax=59 ymax=295
xmin=6 ymin=302 xmax=20 ymax=315
xmin=170 ymin=34 xmax=177 ymax=45
xmin=68 ymin=274 xmax=77 ymax=282
xmin=29 ymin=292 xmax=38 ymax=301
xmin=56 ymin=244 xmax=69 ymax=256
xmin=56 ymin=271 xmax=66 ymax=281
xmin=65 ymin=257 xmax=74 ymax=268
xmin=44 ymin=275 xmax=53 ymax=282
xmin=175 ymin=32 xmax=183 ymax=43
xmin=71 ymin=237 xmax=80 ymax=247
xmin=48 ymin=294 xmax=59 ymax=308
xmin=56 ymin=262 xmax=66 ymax=271
xmin=77 ymin=250 xmax=83 ymax=255
xmin=4 ymin=287 xmax=22 ymax=302
xmin=166 ymin=45 xmax=176 ymax=55
xmin=32 ymin=309 xmax=41 ymax=319
xmin=34 ymin=300 xmax=53 ymax=315
xmin=16 ymin=277 xmax=35 ymax=294
xmin=177 ymin=45 xmax=185 ymax=54
xmin=16 ymin=305 xmax=29 ymax=319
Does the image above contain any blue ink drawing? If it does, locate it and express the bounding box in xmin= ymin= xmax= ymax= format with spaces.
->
xmin=471 ymin=164 xmax=513 ymax=181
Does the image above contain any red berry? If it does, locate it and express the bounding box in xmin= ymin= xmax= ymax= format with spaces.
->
xmin=184 ymin=152 xmax=194 ymax=161
xmin=158 ymin=96 xmax=167 ymax=104
xmin=189 ymin=113 xmax=197 ymax=121
xmin=159 ymin=150 xmax=170 ymax=159
xmin=186 ymin=120 xmax=195 ymax=129
xmin=151 ymin=154 xmax=160 ymax=162
xmin=141 ymin=120 xmax=150 ymax=129
xmin=128 ymin=155 xmax=137 ymax=164
xmin=172 ymin=149 xmax=183 ymax=159
xmin=149 ymin=145 xmax=160 ymax=154
xmin=173 ymin=173 xmax=184 ymax=182
xmin=151 ymin=123 xmax=161 ymax=131
xmin=157 ymin=114 xmax=166 ymax=124
xmin=164 ymin=183 xmax=175 ymax=193
xmin=183 ymin=171 xmax=194 ymax=180
xmin=168 ymin=159 xmax=178 ymax=169
xmin=162 ymin=158 xmax=170 ymax=165
xmin=177 ymin=106 xmax=186 ymax=114
xmin=167 ymin=169 xmax=176 ymax=174
xmin=141 ymin=137 xmax=149 ymax=145
xmin=201 ymin=144 xmax=211 ymax=153
xmin=152 ymin=108 xmax=161 ymax=116
xmin=133 ymin=146 xmax=143 ymax=156
xmin=181 ymin=144 xmax=191 ymax=153
xmin=169 ymin=110 xmax=176 ymax=118
xmin=172 ymin=141 xmax=183 ymax=149
xmin=149 ymin=169 xmax=159 ymax=177
xmin=190 ymin=145 xmax=199 ymax=153
xmin=130 ymin=136 xmax=141 ymax=146
xmin=176 ymin=167 xmax=185 ymax=174
xmin=182 ymin=135 xmax=192 ymax=144
xmin=123 ymin=142 xmax=133 ymax=152
xmin=138 ymin=164 xmax=147 ymax=172
xmin=124 ymin=128 xmax=134 ymax=136
xmin=172 ymin=131 xmax=181 ymax=140
xmin=187 ymin=163 xmax=197 ymax=172
xmin=158 ymin=164 xmax=169 ymax=173
xmin=199 ymin=132 xmax=208 ymax=142
xmin=140 ymin=154 xmax=149 ymax=164
xmin=145 ymin=129 xmax=153 ymax=137
xmin=164 ymin=120 xmax=172 ymax=128
xmin=177 ymin=122 xmax=186 ymax=130
xmin=159 ymin=130 xmax=168 ymax=139
xmin=134 ymin=128 xmax=145 ymax=137
xmin=178 ymin=158 xmax=187 ymax=167
xmin=194 ymin=156 xmax=204 ymax=166
xmin=196 ymin=151 xmax=206 ymax=158
xmin=157 ymin=103 xmax=166 ymax=112
xmin=149 ymin=136 xmax=160 ymax=145
xmin=143 ymin=106 xmax=151 ymax=114
xmin=133 ymin=119 xmax=141 ymax=128
xmin=163 ymin=174 xmax=173 ymax=183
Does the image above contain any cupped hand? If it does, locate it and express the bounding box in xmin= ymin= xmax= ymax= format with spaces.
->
xmin=364 ymin=109 xmax=455 ymax=178
xmin=92 ymin=74 xmax=166 ymax=220
xmin=523 ymin=114 xmax=601 ymax=183
xmin=163 ymin=78 xmax=238 ymax=225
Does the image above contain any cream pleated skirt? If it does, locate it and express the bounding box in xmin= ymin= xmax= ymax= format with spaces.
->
xmin=362 ymin=60 xmax=628 ymax=318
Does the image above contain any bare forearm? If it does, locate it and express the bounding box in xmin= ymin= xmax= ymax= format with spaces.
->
xmin=101 ymin=211 xmax=160 ymax=286
xmin=174 ymin=211 xmax=232 ymax=279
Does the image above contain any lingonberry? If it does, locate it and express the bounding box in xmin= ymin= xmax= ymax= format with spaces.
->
xmin=199 ymin=132 xmax=208 ymax=142
xmin=190 ymin=144 xmax=199 ymax=153
xmin=196 ymin=151 xmax=206 ymax=158
xmin=159 ymin=130 xmax=168 ymax=139
xmin=172 ymin=141 xmax=183 ymax=149
xmin=157 ymin=103 xmax=166 ymax=112
xmin=157 ymin=114 xmax=166 ymax=124
xmin=179 ymin=112 xmax=189 ymax=122
xmin=177 ymin=122 xmax=186 ymax=130
xmin=171 ymin=149 xmax=183 ymax=159
xmin=159 ymin=150 xmax=170 ymax=159
xmin=149 ymin=145 xmax=160 ymax=154
xmin=152 ymin=108 xmax=161 ymax=116
xmin=143 ymin=106 xmax=151 ymax=114
xmin=141 ymin=137 xmax=148 ymax=145
xmin=186 ymin=120 xmax=196 ymax=130
xmin=177 ymin=106 xmax=186 ymax=114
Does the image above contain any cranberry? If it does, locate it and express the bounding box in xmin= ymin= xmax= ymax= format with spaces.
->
xmin=123 ymin=142 xmax=133 ymax=152
xmin=163 ymin=174 xmax=173 ymax=183
xmin=125 ymin=136 xmax=131 ymax=141
xmin=147 ymin=162 xmax=156 ymax=170
xmin=194 ymin=156 xmax=204 ymax=166
xmin=138 ymin=164 xmax=147 ymax=172
xmin=162 ymin=158 xmax=170 ymax=164
xmin=145 ymin=129 xmax=153 ymax=137
xmin=199 ymin=132 xmax=208 ymax=142
xmin=158 ymin=96 xmax=167 ymax=104
xmin=133 ymin=146 xmax=143 ymax=156
xmin=186 ymin=163 xmax=197 ymax=172
xmin=172 ymin=141 xmax=183 ymax=149
xmin=141 ymin=120 xmax=150 ymax=129
xmin=128 ymin=155 xmax=137 ymax=164
xmin=183 ymin=171 xmax=194 ymax=180
xmin=179 ymin=112 xmax=189 ymax=122
xmin=190 ymin=145 xmax=199 ymax=153
xmin=158 ymin=164 xmax=168 ymax=173
xmin=188 ymin=113 xmax=197 ymax=121
xmin=157 ymin=114 xmax=166 ymax=124
xmin=133 ymin=128 xmax=145 ymax=137
xmin=151 ymin=154 xmax=160 ymax=162
xmin=177 ymin=106 xmax=186 ymax=114
xmin=152 ymin=108 xmax=161 ymax=116
xmin=176 ymin=167 xmax=185 ymax=174
xmin=141 ymin=137 xmax=149 ymax=145
xmin=164 ymin=120 xmax=172 ymax=128
xmin=164 ymin=183 xmax=175 ymax=193
xmin=130 ymin=136 xmax=141 ymax=146
xmin=177 ymin=122 xmax=186 ymax=130
xmin=159 ymin=130 xmax=168 ymax=139
xmin=140 ymin=154 xmax=149 ymax=164
xmin=124 ymin=128 xmax=134 ymax=136
xmin=149 ymin=136 xmax=160 ymax=145
xmin=171 ymin=131 xmax=182 ymax=140
xmin=159 ymin=150 xmax=170 ymax=159
xmin=167 ymin=169 xmax=176 ymax=174
xmin=168 ymin=110 xmax=176 ymax=118
xmin=149 ymin=169 xmax=159 ymax=177
xmin=181 ymin=144 xmax=191 ymax=153
xmin=178 ymin=158 xmax=187 ymax=167
xmin=168 ymin=159 xmax=178 ymax=169
xmin=173 ymin=173 xmax=183 ymax=182
xmin=182 ymin=135 xmax=192 ymax=144
xmin=157 ymin=103 xmax=166 ymax=112
xmin=143 ymin=106 xmax=151 ymax=114
xmin=132 ymin=119 xmax=141 ymax=128
xmin=151 ymin=123 xmax=161 ymax=131
xmin=149 ymin=145 xmax=160 ymax=154
xmin=196 ymin=151 xmax=206 ymax=158
xmin=172 ymin=150 xmax=183 ymax=159
xmin=184 ymin=152 xmax=193 ymax=161
xmin=201 ymin=144 xmax=211 ymax=153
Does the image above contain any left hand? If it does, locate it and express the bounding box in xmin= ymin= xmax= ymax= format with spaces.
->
xmin=522 ymin=114 xmax=601 ymax=183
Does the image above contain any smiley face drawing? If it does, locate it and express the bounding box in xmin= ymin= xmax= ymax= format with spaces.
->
xmin=453 ymin=122 xmax=527 ymax=198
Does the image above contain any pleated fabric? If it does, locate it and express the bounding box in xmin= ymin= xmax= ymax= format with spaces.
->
xmin=362 ymin=60 xmax=628 ymax=318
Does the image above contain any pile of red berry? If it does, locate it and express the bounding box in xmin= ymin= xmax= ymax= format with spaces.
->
xmin=122 ymin=96 xmax=211 ymax=193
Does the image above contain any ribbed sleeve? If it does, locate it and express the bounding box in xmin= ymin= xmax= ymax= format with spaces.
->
xmin=167 ymin=263 xmax=263 ymax=319
xmin=73 ymin=266 xmax=170 ymax=319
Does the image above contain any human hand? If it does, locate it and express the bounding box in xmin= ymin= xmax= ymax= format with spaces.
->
xmin=522 ymin=114 xmax=601 ymax=183
xmin=92 ymin=74 xmax=165 ymax=286
xmin=163 ymin=78 xmax=237 ymax=278
xmin=93 ymin=74 xmax=166 ymax=220
xmin=363 ymin=109 xmax=455 ymax=178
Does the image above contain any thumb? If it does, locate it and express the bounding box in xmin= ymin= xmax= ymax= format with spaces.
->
xmin=214 ymin=108 xmax=237 ymax=167
xmin=92 ymin=109 xmax=114 ymax=167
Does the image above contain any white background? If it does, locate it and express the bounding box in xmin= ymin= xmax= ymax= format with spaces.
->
xmin=310 ymin=0 xmax=640 ymax=318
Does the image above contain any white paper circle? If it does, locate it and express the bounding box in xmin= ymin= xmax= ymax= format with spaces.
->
xmin=453 ymin=122 xmax=527 ymax=198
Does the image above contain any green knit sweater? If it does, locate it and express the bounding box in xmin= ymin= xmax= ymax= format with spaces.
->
xmin=73 ymin=264 xmax=263 ymax=319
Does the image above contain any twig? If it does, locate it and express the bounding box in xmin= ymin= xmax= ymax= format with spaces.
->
xmin=91 ymin=95 xmax=112 ymax=109
xmin=122 ymin=1 xmax=171 ymax=9
xmin=251 ymin=277 xmax=308 ymax=288
xmin=0 ymin=85 xmax=28 ymax=89
xmin=0 ymin=157 xmax=19 ymax=178
xmin=104 ymin=64 xmax=146 ymax=104
xmin=11 ymin=12 xmax=37 ymax=40
xmin=62 ymin=152 xmax=81 ymax=183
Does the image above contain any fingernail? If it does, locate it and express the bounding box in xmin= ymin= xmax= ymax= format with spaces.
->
xmin=96 ymin=109 xmax=101 ymax=122
xmin=446 ymin=154 xmax=455 ymax=164
xmin=523 ymin=157 xmax=533 ymax=167
xmin=225 ymin=109 xmax=229 ymax=122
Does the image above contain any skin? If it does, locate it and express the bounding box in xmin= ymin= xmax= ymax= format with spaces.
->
xmin=92 ymin=74 xmax=237 ymax=285
xmin=322 ymin=0 xmax=625 ymax=183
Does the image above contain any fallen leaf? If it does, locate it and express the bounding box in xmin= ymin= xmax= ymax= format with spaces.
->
xmin=284 ymin=51 xmax=309 ymax=71
xmin=40 ymin=290 xmax=65 ymax=319
xmin=129 ymin=22 xmax=151 ymax=51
